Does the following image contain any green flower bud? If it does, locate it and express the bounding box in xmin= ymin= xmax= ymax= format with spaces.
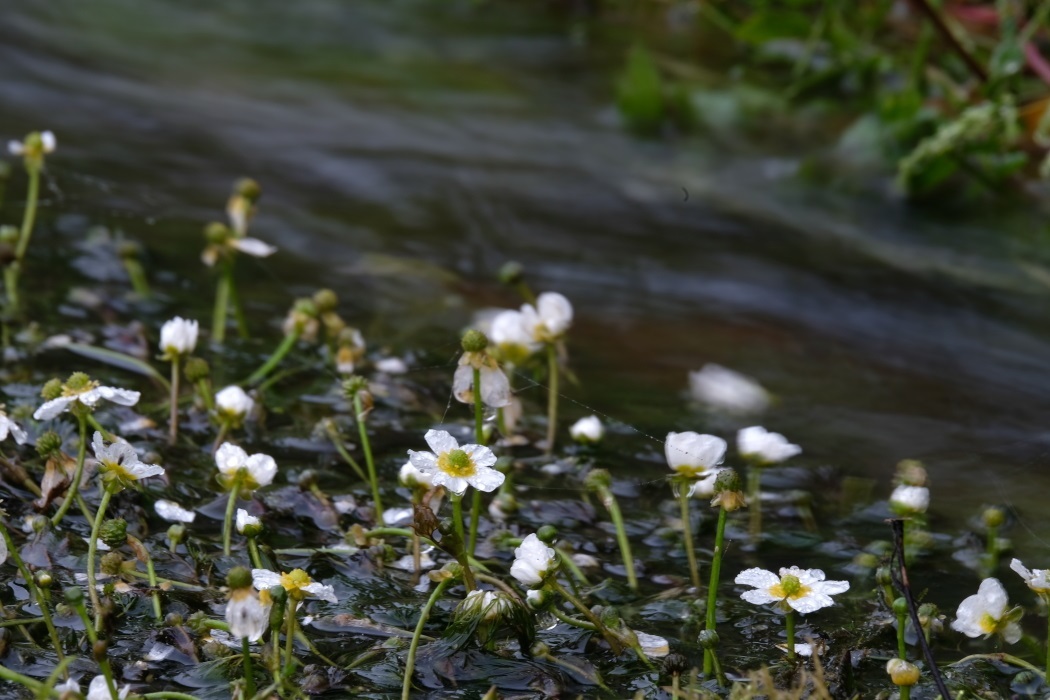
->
xmin=886 ymin=658 xmax=920 ymax=686
xmin=312 ymin=288 xmax=338 ymax=313
xmin=205 ymin=222 xmax=231 ymax=244
xmin=226 ymin=566 xmax=253 ymax=591
xmin=983 ymin=506 xmax=1006 ymax=528
xmin=165 ymin=612 xmax=183 ymax=627
xmin=0 ymin=226 xmax=17 ymax=246
xmin=34 ymin=571 xmax=53 ymax=589
xmin=117 ymin=240 xmax=142 ymax=260
xmin=697 ymin=629 xmax=720 ymax=649
xmin=64 ymin=587 xmax=84 ymax=605
xmin=233 ymin=177 xmax=261 ymax=203
xmin=341 ymin=375 xmax=368 ymax=400
xmin=100 ymin=552 xmax=124 ymax=576
xmin=461 ymin=329 xmax=488 ymax=353
xmin=268 ymin=585 xmax=287 ymax=605
xmin=167 ymin=523 xmax=186 ymax=547
xmin=65 ymin=372 xmax=92 ymax=391
xmin=536 ymin=525 xmax=558 ymax=545
xmin=41 ymin=378 xmax=63 ymax=401
xmin=184 ymin=357 xmax=210 ymax=382
xmin=99 ymin=518 xmax=128 ymax=549
xmin=892 ymin=597 xmax=909 ymax=616
xmin=875 ymin=566 xmax=893 ymax=587
xmin=35 ymin=431 xmax=63 ymax=459
xmin=27 ymin=515 xmax=48 ymax=534
xmin=498 ymin=261 xmax=524 ymax=286
xmin=583 ymin=468 xmax=612 ymax=492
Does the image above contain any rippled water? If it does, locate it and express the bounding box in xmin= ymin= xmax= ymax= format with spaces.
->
xmin=4 ymin=0 xmax=1050 ymax=546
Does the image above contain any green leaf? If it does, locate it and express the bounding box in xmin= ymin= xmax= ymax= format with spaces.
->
xmin=734 ymin=10 xmax=811 ymax=44
xmin=616 ymin=44 xmax=664 ymax=135
xmin=64 ymin=343 xmax=170 ymax=390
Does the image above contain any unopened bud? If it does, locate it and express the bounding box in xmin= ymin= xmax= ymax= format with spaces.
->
xmin=99 ymin=519 xmax=128 ymax=549
xmin=312 ymin=288 xmax=338 ymax=313
xmin=697 ymin=629 xmax=720 ymax=649
xmin=663 ymin=652 xmax=688 ymax=675
xmin=92 ymin=640 xmax=109 ymax=662
xmin=875 ymin=566 xmax=893 ymax=587
xmin=461 ymin=329 xmax=488 ymax=353
xmin=892 ymin=597 xmax=909 ymax=616
xmin=886 ymin=658 xmax=920 ymax=686
xmin=184 ymin=357 xmax=210 ymax=382
xmin=34 ymin=571 xmax=53 ymax=589
xmin=41 ymin=378 xmax=63 ymax=401
xmin=35 ymin=431 xmax=63 ymax=458
xmin=498 ymin=261 xmax=524 ymax=286
xmin=233 ymin=178 xmax=261 ymax=202
xmin=165 ymin=612 xmax=183 ymax=627
xmin=64 ymin=588 xmax=84 ymax=605
xmin=536 ymin=525 xmax=557 ymax=545
xmin=983 ymin=506 xmax=1006 ymax=529
xmin=583 ymin=469 xmax=612 ymax=492
xmin=100 ymin=552 xmax=124 ymax=576
xmin=226 ymin=566 xmax=253 ymax=590
xmin=204 ymin=222 xmax=230 ymax=244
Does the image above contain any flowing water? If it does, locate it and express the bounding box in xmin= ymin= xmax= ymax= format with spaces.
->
xmin=3 ymin=4 xmax=1050 ymax=692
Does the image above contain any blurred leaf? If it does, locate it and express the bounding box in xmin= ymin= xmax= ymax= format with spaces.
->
xmin=735 ymin=10 xmax=811 ymax=44
xmin=616 ymin=44 xmax=664 ymax=135
xmin=65 ymin=343 xmax=170 ymax=390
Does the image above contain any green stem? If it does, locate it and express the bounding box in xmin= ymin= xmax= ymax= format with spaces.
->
xmin=401 ymin=578 xmax=452 ymax=700
xmin=703 ymin=507 xmax=728 ymax=679
xmin=227 ymin=272 xmax=249 ymax=339
xmin=677 ymin=482 xmax=702 ymax=590
xmin=122 ymin=257 xmax=151 ymax=298
xmin=0 ymin=524 xmax=65 ymax=666
xmin=547 ymin=578 xmax=623 ymax=655
xmin=897 ymin=610 xmax=908 ymax=660
xmin=247 ymin=330 xmax=300 ymax=386
xmin=223 ymin=475 xmax=241 ymax=557
xmin=545 ymin=343 xmax=558 ymax=455
xmin=51 ymin=415 xmax=88 ymax=527
xmin=169 ymin=359 xmax=180 ymax=446
xmin=14 ymin=165 xmax=39 ymax=261
xmin=87 ymin=488 xmax=114 ymax=632
xmin=599 ymin=486 xmax=637 ymax=591
xmin=1045 ymin=608 xmax=1050 ymax=682
xmin=143 ymin=694 xmax=204 ymax=700
xmin=197 ymin=378 xmax=215 ymax=412
xmin=69 ymin=594 xmax=117 ymax=698
xmin=550 ymin=606 xmax=597 ymax=631
xmin=282 ymin=600 xmax=297 ymax=676
xmin=748 ymin=466 xmax=763 ymax=541
xmin=212 ymin=262 xmax=232 ymax=344
xmin=324 ymin=424 xmax=367 ymax=482
xmin=785 ymin=608 xmax=796 ymax=660
xmin=0 ymin=616 xmax=45 ymax=628
xmin=142 ymin=541 xmax=163 ymax=624
xmin=0 ymin=665 xmax=47 ymax=694
xmin=450 ymin=493 xmax=476 ymax=591
xmin=468 ymin=367 xmax=485 ymax=557
xmin=248 ymin=537 xmax=264 ymax=570
xmin=355 ymin=393 xmax=384 ymax=526
xmin=468 ymin=490 xmax=482 ymax=559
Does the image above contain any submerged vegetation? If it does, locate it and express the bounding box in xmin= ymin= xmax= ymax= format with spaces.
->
xmin=0 ymin=130 xmax=1050 ymax=700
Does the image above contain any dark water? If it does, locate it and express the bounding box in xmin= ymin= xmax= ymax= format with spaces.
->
xmin=4 ymin=0 xmax=1050 ymax=549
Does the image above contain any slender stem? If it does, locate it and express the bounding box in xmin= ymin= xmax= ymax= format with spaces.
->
xmin=354 ymin=393 xmax=384 ymax=526
xmin=51 ymin=415 xmax=88 ymax=527
xmin=324 ymin=424 xmax=367 ymax=482
xmin=122 ymin=257 xmax=151 ymax=298
xmin=248 ymin=537 xmax=264 ymax=570
xmin=906 ymin=0 xmax=988 ymax=82
xmin=545 ymin=343 xmax=558 ymax=455
xmin=247 ymin=330 xmax=300 ymax=386
xmin=450 ymin=493 xmax=476 ymax=591
xmin=168 ymin=359 xmax=180 ymax=446
xmin=69 ymin=594 xmax=118 ymax=698
xmin=197 ymin=379 xmax=215 ymax=412
xmin=703 ymin=507 xmax=728 ymax=679
xmin=671 ymin=673 xmax=680 ymax=700
xmin=212 ymin=262 xmax=232 ymax=344
xmin=143 ymin=543 xmax=163 ymax=623
xmin=748 ymin=466 xmax=763 ymax=541
xmin=0 ymin=524 xmax=65 ymax=667
xmin=1045 ymin=607 xmax=1049 ymax=681
xmin=0 ymin=616 xmax=44 ymax=628
xmin=227 ymin=272 xmax=249 ymax=339
xmin=677 ymin=483 xmax=702 ymax=590
xmin=14 ymin=165 xmax=39 ymax=260
xmin=468 ymin=367 xmax=485 ymax=557
xmin=282 ymin=599 xmax=297 ymax=675
xmin=143 ymin=694 xmax=204 ymax=700
xmin=550 ymin=606 xmax=597 ymax=631
xmin=223 ymin=475 xmax=241 ymax=557
xmin=87 ymin=488 xmax=114 ymax=632
xmin=897 ymin=609 xmax=908 ymax=660
xmin=599 ymin=486 xmax=637 ymax=591
xmin=547 ymin=578 xmax=623 ymax=654
xmin=0 ymin=664 xmax=47 ymax=693
xmin=467 ymin=490 xmax=482 ymax=558
xmin=985 ymin=524 xmax=999 ymax=574
xmin=785 ymin=608 xmax=796 ymax=660
xmin=401 ymin=578 xmax=452 ymax=700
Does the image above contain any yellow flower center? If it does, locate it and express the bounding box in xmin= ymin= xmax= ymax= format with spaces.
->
xmin=979 ymin=613 xmax=998 ymax=634
xmin=770 ymin=574 xmax=808 ymax=600
xmin=281 ymin=568 xmax=312 ymax=591
xmin=438 ymin=449 xmax=476 ymax=478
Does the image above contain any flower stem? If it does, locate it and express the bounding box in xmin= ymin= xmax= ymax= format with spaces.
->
xmin=785 ymin=608 xmax=796 ymax=660
xmin=248 ymin=537 xmax=264 ymax=570
xmin=143 ymin=542 xmax=164 ymax=624
xmin=468 ymin=367 xmax=485 ymax=557
xmin=598 ymin=485 xmax=637 ymax=591
xmin=545 ymin=343 xmax=558 ymax=455
xmin=247 ymin=329 xmax=300 ymax=386
xmin=0 ymin=523 xmax=65 ymax=669
xmin=169 ymin=358 xmax=180 ymax=446
xmin=227 ymin=272 xmax=249 ymax=339
xmin=282 ymin=598 xmax=297 ymax=676
xmin=87 ymin=488 xmax=114 ymax=632
xmin=550 ymin=606 xmax=597 ymax=631
xmin=354 ymin=393 xmax=384 ymax=526
xmin=70 ymin=576 xmax=118 ymax=699
xmin=212 ymin=262 xmax=233 ymax=344
xmin=703 ymin=507 xmax=728 ymax=680
xmin=1045 ymin=608 xmax=1050 ymax=682
xmin=5 ymin=162 xmax=41 ymax=312
xmin=324 ymin=423 xmax=367 ymax=482
xmin=677 ymin=482 xmax=702 ymax=590
xmin=122 ymin=256 xmax=151 ymax=298
xmin=547 ymin=578 xmax=623 ymax=654
xmin=51 ymin=415 xmax=88 ymax=527
xmin=223 ymin=474 xmax=242 ymax=556
xmin=402 ymin=578 xmax=452 ymax=700
xmin=748 ymin=466 xmax=763 ymax=541
xmin=450 ymin=493 xmax=476 ymax=592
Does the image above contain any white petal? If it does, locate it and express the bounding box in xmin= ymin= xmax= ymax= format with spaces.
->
xmin=407 ymin=450 xmax=438 ymax=473
xmin=251 ymin=569 xmax=282 ymax=591
xmin=688 ymin=364 xmax=770 ymax=414
xmin=634 ymin=631 xmax=669 ymax=658
xmin=789 ymin=592 xmax=836 ymax=614
xmin=478 ymin=366 xmax=512 ymax=408
xmin=463 ymin=443 xmax=497 ymax=469
xmin=1010 ymin=558 xmax=1032 ymax=581
xmin=734 ymin=568 xmax=780 ymax=589
xmin=8 ymin=141 xmax=25 ymax=156
xmin=430 ymin=471 xmax=468 ymax=496
xmin=216 ymin=443 xmax=249 ymax=475
xmin=246 ymin=453 xmax=277 ymax=487
xmin=155 ymin=499 xmax=196 ymax=523
xmin=467 ymin=465 xmax=505 ymax=493
xmin=94 ymin=386 xmax=142 ymax=407
xmin=33 ymin=396 xmax=74 ymax=420
xmin=536 ymin=292 xmax=573 ymax=336
xmin=303 ymin=582 xmax=338 ymax=603
xmin=740 ymin=589 xmax=780 ymax=606
xmin=1003 ymin=622 xmax=1023 ymax=645
xmin=811 ymin=579 xmax=850 ymax=597
xmin=452 ymin=365 xmax=474 ymax=404
xmin=232 ymin=238 xmax=277 ymax=257
xmin=40 ymin=131 xmax=56 ymax=152
xmin=236 ymin=508 xmax=261 ymax=533
xmin=423 ymin=429 xmax=459 ymax=455
xmin=977 ymin=577 xmax=1009 ymax=617
xmin=128 ymin=462 xmax=165 ymax=480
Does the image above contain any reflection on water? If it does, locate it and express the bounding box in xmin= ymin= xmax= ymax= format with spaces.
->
xmin=3 ymin=0 xmax=1050 ymax=540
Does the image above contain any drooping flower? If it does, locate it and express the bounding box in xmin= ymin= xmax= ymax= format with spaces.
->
xmin=634 ymin=631 xmax=670 ymax=658
xmin=0 ymin=406 xmax=27 ymax=445
xmin=159 ymin=317 xmax=199 ymax=358
xmin=215 ymin=443 xmax=277 ymax=492
xmin=215 ymin=385 xmax=254 ymax=424
xmin=154 ymin=499 xmax=196 ymax=523
xmin=688 ymin=364 xmax=770 ymax=414
xmin=92 ymin=432 xmax=164 ymax=490
xmin=86 ymin=676 xmax=129 ymax=700
xmin=1010 ymin=558 xmax=1050 ymax=596
xmin=236 ymin=508 xmax=261 ymax=535
xmin=226 ymin=567 xmax=271 ymax=642
xmin=34 ymin=374 xmax=141 ymax=421
xmin=510 ymin=533 xmax=556 ymax=588
xmin=399 ymin=460 xmax=435 ymax=489
xmin=252 ymin=568 xmax=337 ymax=603
xmin=490 ymin=309 xmax=539 ymax=359
xmin=452 ymin=346 xmax=512 ymax=408
xmin=951 ymin=577 xmax=1022 ymax=643
xmin=406 ymin=429 xmax=502 ymax=496
xmin=889 ymin=485 xmax=930 ymax=516
xmin=569 ymin=415 xmax=604 ymax=444
xmin=665 ymin=431 xmax=726 ymax=479
xmin=520 ymin=292 xmax=573 ymax=343
xmin=737 ymin=426 xmax=801 ymax=465
xmin=734 ymin=566 xmax=849 ymax=614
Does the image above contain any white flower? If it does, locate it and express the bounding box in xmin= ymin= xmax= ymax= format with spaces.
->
xmin=0 ymin=407 xmax=27 ymax=445
xmin=889 ymin=485 xmax=929 ymax=515
xmin=236 ymin=508 xmax=261 ymax=534
xmin=231 ymin=238 xmax=277 ymax=258
xmin=215 ymin=385 xmax=254 ymax=419
xmin=520 ymin=292 xmax=573 ymax=343
xmin=55 ymin=678 xmax=79 ymax=698
xmin=735 ymin=566 xmax=850 ymax=614
xmin=252 ymin=568 xmax=337 ymax=603
xmin=216 ymin=443 xmax=277 ymax=491
xmin=159 ymin=317 xmax=199 ymax=357
xmin=664 ymin=431 xmax=726 ymax=478
xmin=87 ymin=676 xmax=129 ymax=700
xmin=737 ymin=426 xmax=800 ymax=465
xmin=399 ymin=460 xmax=435 ymax=489
xmin=34 ymin=384 xmax=141 ymax=421
xmin=689 ymin=364 xmax=770 ymax=414
xmin=951 ymin=578 xmax=1022 ymax=643
xmin=569 ymin=415 xmax=604 ymax=444
xmin=634 ymin=631 xmax=670 ymax=658
xmin=375 ymin=357 xmax=408 ymax=374
xmin=155 ymin=499 xmax=196 ymax=523
xmin=689 ymin=470 xmax=722 ymax=499
xmin=0 ymin=527 xmax=6 ymax=566
xmin=8 ymin=131 xmax=56 ymax=157
xmin=406 ymin=429 xmax=503 ymax=496
xmin=452 ymin=356 xmax=512 ymax=408
xmin=1011 ymin=558 xmax=1050 ymax=596
xmin=226 ymin=587 xmax=271 ymax=641
xmin=510 ymin=533 xmax=556 ymax=588
xmin=40 ymin=131 xmax=56 ymax=153
xmin=92 ymin=431 xmax=165 ymax=484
